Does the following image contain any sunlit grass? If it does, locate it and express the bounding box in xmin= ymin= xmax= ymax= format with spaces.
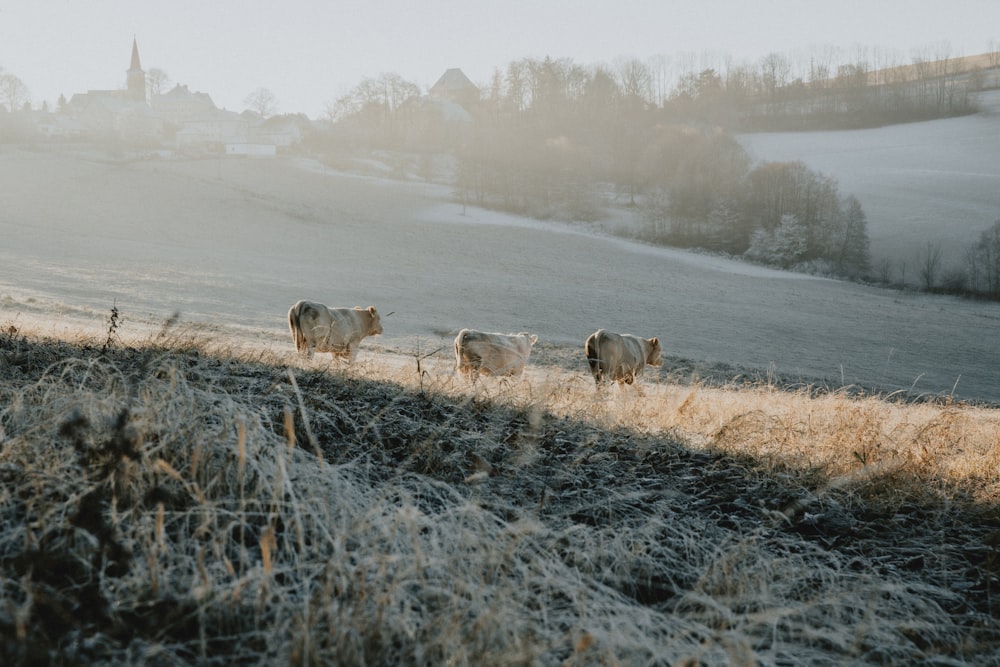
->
xmin=362 ymin=341 xmax=1000 ymax=505
xmin=1 ymin=315 xmax=998 ymax=665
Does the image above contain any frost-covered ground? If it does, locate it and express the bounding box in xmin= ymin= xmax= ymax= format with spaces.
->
xmin=738 ymin=90 xmax=1000 ymax=272
xmin=2 ymin=140 xmax=999 ymax=404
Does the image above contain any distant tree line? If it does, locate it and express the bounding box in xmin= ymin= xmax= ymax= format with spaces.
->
xmin=6 ymin=44 xmax=994 ymax=282
xmin=648 ymin=155 xmax=871 ymax=276
xmin=434 ymin=56 xmax=874 ymax=277
xmin=320 ymin=47 xmax=994 ymax=279
xmin=871 ymin=222 xmax=1000 ymax=301
xmin=717 ymin=47 xmax=979 ymax=131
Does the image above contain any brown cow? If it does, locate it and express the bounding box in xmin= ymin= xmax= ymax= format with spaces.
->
xmin=585 ymin=329 xmax=661 ymax=388
xmin=288 ymin=300 xmax=383 ymax=362
xmin=454 ymin=329 xmax=538 ymax=380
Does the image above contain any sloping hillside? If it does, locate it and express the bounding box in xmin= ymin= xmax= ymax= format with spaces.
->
xmin=738 ymin=90 xmax=1000 ymax=273
xmin=2 ymin=147 xmax=1000 ymax=403
xmin=1 ymin=324 xmax=998 ymax=665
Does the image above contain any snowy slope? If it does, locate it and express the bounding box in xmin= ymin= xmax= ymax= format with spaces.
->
xmin=738 ymin=91 xmax=1000 ymax=274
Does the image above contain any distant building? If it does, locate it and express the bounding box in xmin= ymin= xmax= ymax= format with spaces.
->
xmin=126 ymin=37 xmax=146 ymax=104
xmin=64 ymin=92 xmax=159 ymax=141
xmin=69 ymin=37 xmax=147 ymax=109
xmin=65 ymin=37 xmax=154 ymax=137
xmin=152 ymin=84 xmax=218 ymax=126
xmin=429 ymin=68 xmax=480 ymax=111
xmin=396 ymin=68 xmax=480 ymax=150
xmin=175 ymin=111 xmax=247 ymax=152
xmin=29 ymin=36 xmax=302 ymax=154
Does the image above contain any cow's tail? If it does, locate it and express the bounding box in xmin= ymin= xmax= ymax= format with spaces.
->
xmin=585 ymin=330 xmax=603 ymax=385
xmin=288 ymin=301 xmax=307 ymax=353
xmin=454 ymin=329 xmax=470 ymax=371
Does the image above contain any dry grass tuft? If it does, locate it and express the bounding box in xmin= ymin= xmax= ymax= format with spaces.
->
xmin=1 ymin=318 xmax=998 ymax=665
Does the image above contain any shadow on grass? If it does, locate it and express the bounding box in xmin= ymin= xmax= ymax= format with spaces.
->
xmin=2 ymin=329 xmax=999 ymax=665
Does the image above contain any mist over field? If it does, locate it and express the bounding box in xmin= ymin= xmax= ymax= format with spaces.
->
xmin=5 ymin=21 xmax=1000 ymax=664
xmin=1 ymin=125 xmax=999 ymax=404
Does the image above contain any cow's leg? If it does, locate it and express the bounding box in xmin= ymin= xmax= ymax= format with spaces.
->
xmin=457 ymin=364 xmax=478 ymax=383
xmin=460 ymin=356 xmax=481 ymax=383
xmin=587 ymin=357 xmax=602 ymax=385
xmin=591 ymin=363 xmax=608 ymax=392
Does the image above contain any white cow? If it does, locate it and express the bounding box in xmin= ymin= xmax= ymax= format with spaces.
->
xmin=287 ymin=300 xmax=383 ymax=362
xmin=585 ymin=329 xmax=661 ymax=388
xmin=454 ymin=329 xmax=538 ymax=380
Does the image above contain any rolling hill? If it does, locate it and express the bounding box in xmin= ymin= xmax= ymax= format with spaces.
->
xmin=1 ymin=120 xmax=999 ymax=404
xmin=738 ymin=90 xmax=1000 ymax=274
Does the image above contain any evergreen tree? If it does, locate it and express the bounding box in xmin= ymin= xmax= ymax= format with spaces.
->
xmin=837 ymin=196 xmax=872 ymax=276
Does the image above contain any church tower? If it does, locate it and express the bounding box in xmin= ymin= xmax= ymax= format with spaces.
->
xmin=126 ymin=36 xmax=146 ymax=104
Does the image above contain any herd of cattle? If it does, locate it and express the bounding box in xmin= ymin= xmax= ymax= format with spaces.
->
xmin=287 ymin=299 xmax=663 ymax=387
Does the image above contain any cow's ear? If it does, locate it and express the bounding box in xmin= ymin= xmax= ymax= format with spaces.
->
xmin=368 ymin=306 xmax=377 ymax=315
xmin=651 ymin=337 xmax=659 ymax=346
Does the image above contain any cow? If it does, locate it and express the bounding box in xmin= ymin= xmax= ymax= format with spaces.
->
xmin=585 ymin=329 xmax=662 ymax=388
xmin=287 ymin=300 xmax=383 ymax=362
xmin=454 ymin=329 xmax=539 ymax=380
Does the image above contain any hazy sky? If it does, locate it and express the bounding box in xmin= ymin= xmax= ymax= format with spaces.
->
xmin=2 ymin=0 xmax=998 ymax=118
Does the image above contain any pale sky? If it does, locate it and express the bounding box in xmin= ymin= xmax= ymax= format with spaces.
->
xmin=1 ymin=0 xmax=998 ymax=118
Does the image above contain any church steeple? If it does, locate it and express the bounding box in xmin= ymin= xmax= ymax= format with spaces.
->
xmin=126 ymin=36 xmax=146 ymax=104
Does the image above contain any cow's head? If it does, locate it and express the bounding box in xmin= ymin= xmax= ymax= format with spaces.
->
xmin=365 ymin=306 xmax=383 ymax=335
xmin=646 ymin=337 xmax=662 ymax=366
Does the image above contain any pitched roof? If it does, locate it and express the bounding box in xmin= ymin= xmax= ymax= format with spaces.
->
xmin=430 ymin=68 xmax=477 ymax=97
xmin=154 ymin=84 xmax=216 ymax=108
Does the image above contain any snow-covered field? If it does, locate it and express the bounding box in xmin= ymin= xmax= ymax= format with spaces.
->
xmin=2 ymin=137 xmax=999 ymax=404
xmin=738 ymin=90 xmax=1000 ymax=272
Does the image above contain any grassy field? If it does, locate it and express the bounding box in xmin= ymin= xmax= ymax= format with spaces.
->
xmin=2 ymin=315 xmax=998 ymax=665
xmin=4 ymin=147 xmax=1000 ymax=405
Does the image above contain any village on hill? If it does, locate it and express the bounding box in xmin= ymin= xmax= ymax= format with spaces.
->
xmin=0 ymin=37 xmax=477 ymax=158
xmin=3 ymin=36 xmax=999 ymax=158
xmin=4 ymin=37 xmax=1000 ymax=294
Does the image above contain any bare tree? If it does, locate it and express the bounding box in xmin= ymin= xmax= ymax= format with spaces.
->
xmin=378 ymin=73 xmax=420 ymax=116
xmin=646 ymin=54 xmax=673 ymax=107
xmin=146 ymin=68 xmax=170 ymax=98
xmin=918 ymin=241 xmax=943 ymax=290
xmin=876 ymin=257 xmax=893 ymax=284
xmin=615 ymin=57 xmax=652 ymax=107
xmin=0 ymin=72 xmax=30 ymax=112
xmin=504 ymin=60 xmax=531 ymax=115
xmin=965 ymin=219 xmax=1000 ymax=297
xmin=837 ymin=195 xmax=872 ymax=275
xmin=244 ymin=87 xmax=278 ymax=119
xmin=327 ymin=73 xmax=420 ymax=144
xmin=758 ymin=52 xmax=791 ymax=100
xmin=989 ymin=39 xmax=1000 ymax=67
